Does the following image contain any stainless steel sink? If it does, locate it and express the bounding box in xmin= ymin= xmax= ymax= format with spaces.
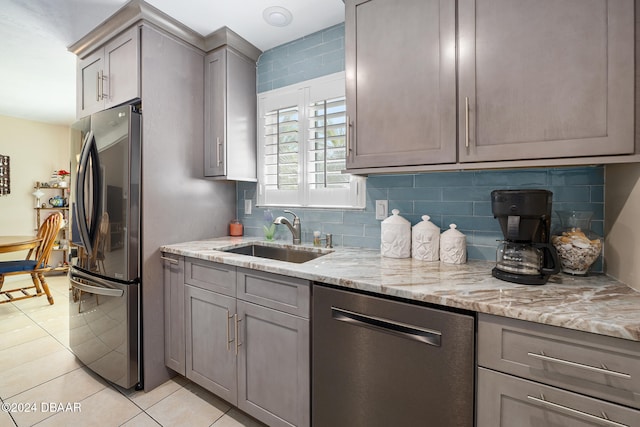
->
xmin=222 ymin=243 xmax=330 ymax=263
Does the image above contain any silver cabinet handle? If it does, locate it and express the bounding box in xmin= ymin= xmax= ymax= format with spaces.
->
xmin=226 ymin=309 xmax=233 ymax=351
xmin=96 ymin=71 xmax=101 ymax=102
xmin=216 ymin=137 xmax=222 ymax=167
xmin=234 ymin=313 xmax=243 ymax=355
xmin=527 ymin=394 xmax=629 ymax=427
xmin=346 ymin=115 xmax=353 ymax=155
xmin=527 ymin=351 xmax=631 ymax=380
xmin=100 ymin=70 xmax=107 ymax=100
xmin=465 ymin=97 xmax=470 ymax=148
xmin=160 ymin=256 xmax=179 ymax=265
xmin=331 ymin=307 xmax=441 ymax=347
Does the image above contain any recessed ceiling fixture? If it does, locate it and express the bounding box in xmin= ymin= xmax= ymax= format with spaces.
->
xmin=263 ymin=6 xmax=293 ymax=27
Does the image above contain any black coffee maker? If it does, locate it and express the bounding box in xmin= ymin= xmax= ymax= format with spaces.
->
xmin=491 ymin=189 xmax=560 ymax=285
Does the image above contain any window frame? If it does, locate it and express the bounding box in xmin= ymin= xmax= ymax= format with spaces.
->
xmin=257 ymin=72 xmax=365 ymax=209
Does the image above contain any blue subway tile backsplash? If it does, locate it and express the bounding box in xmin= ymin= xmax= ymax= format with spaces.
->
xmin=242 ymin=23 xmax=605 ymax=272
xmin=237 ymin=167 xmax=605 ymax=269
xmin=257 ymin=23 xmax=345 ymax=93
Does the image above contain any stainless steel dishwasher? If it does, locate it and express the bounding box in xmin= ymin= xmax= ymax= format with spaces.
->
xmin=312 ymin=285 xmax=475 ymax=427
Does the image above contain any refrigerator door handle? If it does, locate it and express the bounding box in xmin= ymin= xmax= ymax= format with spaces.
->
xmin=69 ymin=277 xmax=124 ymax=297
xmin=74 ymin=130 xmax=102 ymax=256
xmin=70 ymin=269 xmax=125 ymax=294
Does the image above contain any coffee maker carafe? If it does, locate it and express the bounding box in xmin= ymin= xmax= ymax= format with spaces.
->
xmin=491 ymin=190 xmax=560 ymax=285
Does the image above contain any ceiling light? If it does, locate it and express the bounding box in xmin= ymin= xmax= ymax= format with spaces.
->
xmin=263 ymin=6 xmax=293 ymax=27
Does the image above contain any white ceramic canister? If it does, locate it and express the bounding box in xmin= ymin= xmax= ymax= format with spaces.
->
xmin=440 ymin=224 xmax=467 ymax=264
xmin=381 ymin=209 xmax=411 ymax=258
xmin=412 ymin=215 xmax=440 ymax=261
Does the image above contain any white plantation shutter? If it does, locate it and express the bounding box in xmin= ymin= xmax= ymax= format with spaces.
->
xmin=264 ymin=106 xmax=299 ymax=191
xmin=307 ymin=96 xmax=349 ymax=190
xmin=257 ymin=72 xmax=365 ymax=208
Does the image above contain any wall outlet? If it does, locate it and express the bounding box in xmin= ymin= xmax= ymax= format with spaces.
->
xmin=245 ymin=199 xmax=252 ymax=216
xmin=375 ymin=200 xmax=388 ymax=220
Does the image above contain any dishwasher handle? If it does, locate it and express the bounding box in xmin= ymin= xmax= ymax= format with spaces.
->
xmin=331 ymin=307 xmax=442 ymax=347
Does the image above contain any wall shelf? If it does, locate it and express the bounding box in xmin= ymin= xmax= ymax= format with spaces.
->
xmin=33 ymin=184 xmax=70 ymax=273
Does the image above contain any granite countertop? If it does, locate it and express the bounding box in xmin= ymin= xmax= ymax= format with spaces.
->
xmin=161 ymin=236 xmax=640 ymax=342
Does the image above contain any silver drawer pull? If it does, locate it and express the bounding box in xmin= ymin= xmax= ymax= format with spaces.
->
xmin=527 ymin=351 xmax=631 ymax=380
xmin=527 ymin=394 xmax=629 ymax=427
xmin=161 ymin=256 xmax=179 ymax=265
xmin=331 ymin=307 xmax=441 ymax=347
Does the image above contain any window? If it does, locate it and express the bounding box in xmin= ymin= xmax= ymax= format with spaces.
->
xmin=257 ymin=72 xmax=365 ymax=208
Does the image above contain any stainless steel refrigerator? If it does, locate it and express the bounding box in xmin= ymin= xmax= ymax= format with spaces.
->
xmin=69 ymin=104 xmax=141 ymax=389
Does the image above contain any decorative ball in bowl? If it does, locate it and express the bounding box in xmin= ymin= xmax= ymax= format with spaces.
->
xmin=551 ymin=211 xmax=602 ymax=275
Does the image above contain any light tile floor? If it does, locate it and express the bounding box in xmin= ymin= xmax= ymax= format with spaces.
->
xmin=0 ymin=275 xmax=266 ymax=427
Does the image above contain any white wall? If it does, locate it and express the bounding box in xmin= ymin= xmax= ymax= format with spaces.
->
xmin=0 ymin=115 xmax=70 ymax=263
xmin=605 ymin=163 xmax=640 ymax=291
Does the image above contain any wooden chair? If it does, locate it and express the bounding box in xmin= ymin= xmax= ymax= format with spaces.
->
xmin=0 ymin=212 xmax=63 ymax=305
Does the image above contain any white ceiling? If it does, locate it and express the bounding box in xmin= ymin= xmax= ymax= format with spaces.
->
xmin=0 ymin=0 xmax=345 ymax=126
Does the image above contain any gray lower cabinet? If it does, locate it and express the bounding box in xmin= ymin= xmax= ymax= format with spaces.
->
xmin=478 ymin=367 xmax=640 ymax=426
xmin=164 ymin=256 xmax=310 ymax=427
xmin=204 ymin=46 xmax=257 ymax=181
xmin=185 ymin=284 xmax=237 ymax=403
xmin=162 ymin=254 xmax=185 ymax=375
xmin=237 ymin=300 xmax=309 ymax=427
xmin=477 ymin=313 xmax=640 ymax=426
xmin=76 ymin=25 xmax=140 ymax=118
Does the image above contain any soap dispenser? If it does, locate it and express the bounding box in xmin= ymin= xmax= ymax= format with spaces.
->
xmin=412 ymin=215 xmax=440 ymax=261
xmin=381 ymin=209 xmax=411 ymax=258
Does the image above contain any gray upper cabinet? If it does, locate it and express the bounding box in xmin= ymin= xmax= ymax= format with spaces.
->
xmin=345 ymin=0 xmax=457 ymax=169
xmin=458 ymin=0 xmax=635 ymax=162
xmin=346 ymin=0 xmax=636 ymax=171
xmin=204 ymin=47 xmax=257 ymax=181
xmin=77 ymin=26 xmax=140 ymax=118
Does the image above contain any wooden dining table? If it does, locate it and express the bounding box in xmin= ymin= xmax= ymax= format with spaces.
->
xmin=0 ymin=236 xmax=42 ymax=254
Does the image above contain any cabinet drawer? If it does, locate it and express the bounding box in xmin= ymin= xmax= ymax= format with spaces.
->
xmin=478 ymin=367 xmax=640 ymax=427
xmin=236 ymin=268 xmax=309 ymax=318
xmin=185 ymin=258 xmax=236 ymax=296
xmin=478 ymin=313 xmax=640 ymax=409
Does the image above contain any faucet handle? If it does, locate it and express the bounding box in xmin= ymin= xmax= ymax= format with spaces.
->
xmin=283 ymin=209 xmax=299 ymax=220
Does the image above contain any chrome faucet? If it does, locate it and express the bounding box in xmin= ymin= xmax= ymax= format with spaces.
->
xmin=273 ymin=210 xmax=302 ymax=245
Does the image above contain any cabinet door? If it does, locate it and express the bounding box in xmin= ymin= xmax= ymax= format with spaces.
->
xmin=185 ymin=285 xmax=237 ymax=405
xmin=345 ymin=0 xmax=456 ymax=169
xmin=77 ymin=50 xmax=104 ymax=118
xmin=458 ymin=0 xmax=634 ymax=162
xmin=477 ymin=367 xmax=640 ymax=427
xmin=104 ymin=26 xmax=140 ymax=110
xmin=224 ymin=49 xmax=257 ymax=181
xmin=237 ymin=300 xmax=310 ymax=427
xmin=204 ymin=49 xmax=226 ymax=177
xmin=163 ymin=254 xmax=185 ymax=375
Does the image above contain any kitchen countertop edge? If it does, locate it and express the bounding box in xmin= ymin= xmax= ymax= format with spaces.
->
xmin=161 ymin=237 xmax=640 ymax=342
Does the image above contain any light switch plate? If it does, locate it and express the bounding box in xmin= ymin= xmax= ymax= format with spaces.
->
xmin=245 ymin=199 xmax=252 ymax=216
xmin=375 ymin=200 xmax=388 ymax=220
